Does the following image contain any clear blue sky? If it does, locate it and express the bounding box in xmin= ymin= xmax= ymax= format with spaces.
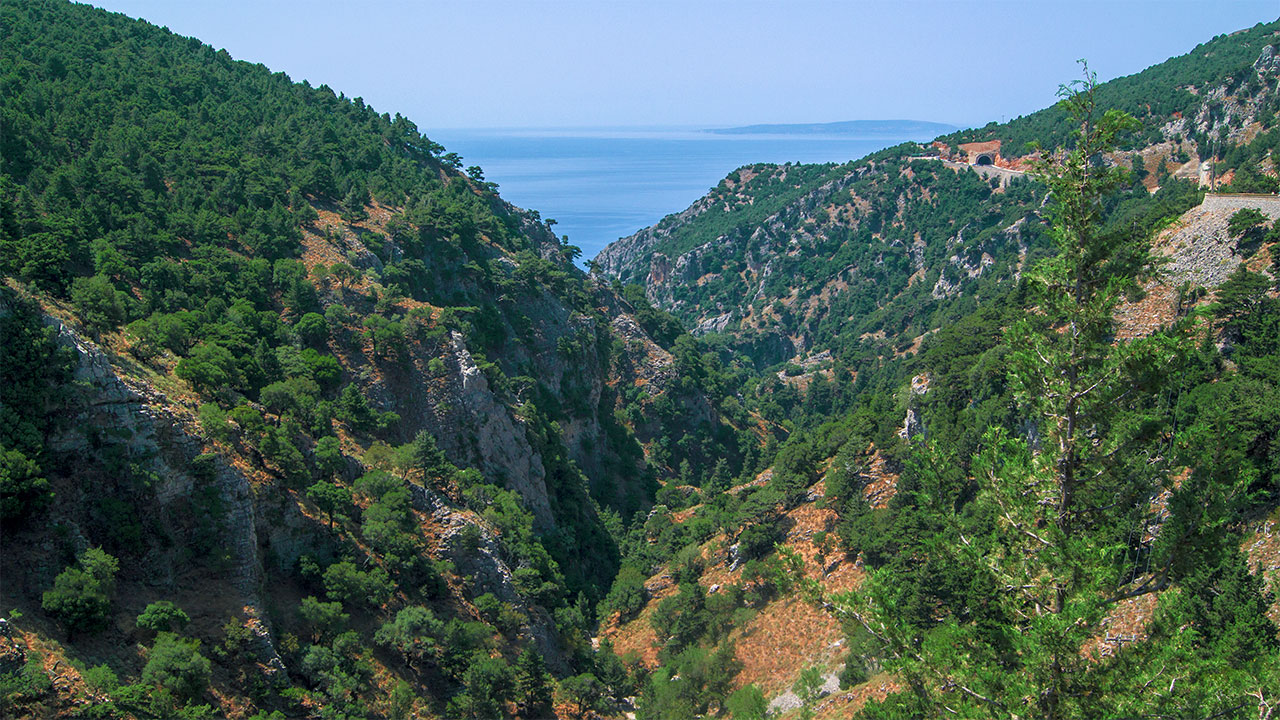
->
xmin=89 ymin=1 xmax=1278 ymax=131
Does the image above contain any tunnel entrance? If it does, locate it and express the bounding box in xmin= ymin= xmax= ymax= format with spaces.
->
xmin=975 ymin=154 xmax=994 ymax=166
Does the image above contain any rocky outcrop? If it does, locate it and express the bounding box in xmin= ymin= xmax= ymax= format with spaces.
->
xmin=446 ymin=331 xmax=554 ymax=527
xmin=595 ymin=193 xmax=720 ymax=284
xmin=694 ymin=312 xmax=734 ymax=335
xmin=1170 ymin=47 xmax=1280 ymax=146
xmin=608 ymin=314 xmax=677 ymax=394
xmin=40 ymin=313 xmax=264 ymax=600
xmin=1255 ymin=44 xmax=1278 ymax=73
xmin=410 ymin=484 xmax=569 ymax=674
xmin=898 ymin=373 xmax=930 ymax=442
xmin=9 ymin=305 xmax=289 ymax=677
xmin=602 ymin=165 xmax=870 ymax=334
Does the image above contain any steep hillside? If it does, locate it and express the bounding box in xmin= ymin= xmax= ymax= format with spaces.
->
xmin=604 ymin=193 xmax=1280 ymax=717
xmin=594 ymin=20 xmax=1280 ymax=719
xmin=0 ymin=2 xmax=752 ymax=718
xmin=597 ymin=20 xmax=1280 ymax=372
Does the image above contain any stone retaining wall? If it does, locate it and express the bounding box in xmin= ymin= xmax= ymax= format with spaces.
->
xmin=1202 ymin=193 xmax=1280 ymax=217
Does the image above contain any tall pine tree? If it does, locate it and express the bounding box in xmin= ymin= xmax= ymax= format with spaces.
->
xmin=820 ymin=67 xmax=1279 ymax=719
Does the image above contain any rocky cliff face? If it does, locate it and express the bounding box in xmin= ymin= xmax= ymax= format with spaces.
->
xmin=0 ymin=294 xmax=288 ymax=677
xmin=595 ymin=191 xmax=723 ymax=284
xmin=40 ymin=311 xmax=259 ymax=594
xmin=0 ymin=188 xmax=709 ymax=711
xmin=410 ymin=483 xmax=569 ymax=673
xmin=0 ymin=297 xmax=594 ymax=692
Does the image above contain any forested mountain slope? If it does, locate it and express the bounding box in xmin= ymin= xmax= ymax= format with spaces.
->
xmin=0 ymin=2 xmax=754 ymax=717
xmin=2 ymin=2 xmax=1280 ymax=719
xmin=596 ymin=20 xmax=1280 ymax=372
xmin=605 ymin=189 xmax=1280 ymax=719
xmin=592 ymin=20 xmax=1280 ymax=720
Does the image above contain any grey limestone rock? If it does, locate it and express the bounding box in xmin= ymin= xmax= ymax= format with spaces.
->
xmin=446 ymin=331 xmax=554 ymax=528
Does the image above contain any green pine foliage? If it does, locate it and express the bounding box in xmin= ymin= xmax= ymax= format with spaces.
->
xmin=815 ymin=69 xmax=1280 ymax=719
xmin=142 ymin=632 xmax=212 ymax=702
xmin=136 ymin=601 xmax=191 ymax=634
xmin=40 ymin=547 xmax=119 ymax=636
xmin=3 ymin=2 xmax=1279 ymax=718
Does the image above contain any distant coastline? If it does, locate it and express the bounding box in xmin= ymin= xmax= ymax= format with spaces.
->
xmin=432 ymin=126 xmax=931 ymax=264
xmin=707 ymin=119 xmax=958 ymax=136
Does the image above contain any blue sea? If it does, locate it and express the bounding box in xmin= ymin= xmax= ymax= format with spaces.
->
xmin=428 ymin=126 xmax=946 ymax=263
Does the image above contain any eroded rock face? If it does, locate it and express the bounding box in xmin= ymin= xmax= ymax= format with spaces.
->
xmin=695 ymin=312 xmax=734 ymax=335
xmin=411 ymin=485 xmax=568 ymax=674
xmin=1255 ymin=45 xmax=1278 ymax=75
xmin=609 ymin=314 xmax=677 ymax=394
xmin=598 ymin=166 xmax=870 ymax=329
xmin=595 ymin=194 xmax=719 ymax=284
xmin=445 ymin=331 xmax=554 ymax=528
xmin=898 ymin=373 xmax=930 ymax=441
xmin=25 ymin=309 xmax=286 ymax=674
xmin=42 ymin=314 xmax=263 ymax=596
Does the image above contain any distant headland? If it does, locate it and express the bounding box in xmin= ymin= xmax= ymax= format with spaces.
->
xmin=707 ymin=119 xmax=958 ymax=136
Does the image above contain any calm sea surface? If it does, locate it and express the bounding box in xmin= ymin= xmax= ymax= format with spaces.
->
xmin=428 ymin=127 xmax=944 ymax=263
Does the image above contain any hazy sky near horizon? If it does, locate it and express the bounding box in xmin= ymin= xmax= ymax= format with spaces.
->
xmin=89 ymin=1 xmax=1278 ymax=132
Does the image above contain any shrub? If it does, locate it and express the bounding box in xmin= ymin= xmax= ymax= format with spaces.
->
xmin=601 ymin=565 xmax=647 ymax=621
xmin=559 ymin=673 xmax=606 ymax=719
xmin=736 ymin=522 xmax=779 ymax=562
xmin=228 ymin=404 xmax=264 ymax=437
xmin=42 ymin=548 xmax=118 ymax=636
xmin=196 ymin=404 xmax=233 ymax=444
xmin=793 ymin=665 xmax=825 ymax=720
xmin=726 ymin=684 xmax=768 ymax=720
xmin=136 ymin=601 xmax=190 ymax=634
xmin=294 ymin=312 xmax=329 ymax=345
xmin=257 ymin=427 xmax=308 ymax=485
xmin=313 ymin=436 xmax=345 ymax=478
xmin=353 ymin=470 xmax=400 ymax=501
xmin=70 ymin=274 xmax=127 ymax=333
xmin=449 ymin=655 xmax=514 ymax=719
xmin=0 ymin=658 xmax=52 ymax=708
xmin=473 ymin=592 xmax=524 ymax=635
xmin=306 ymin=480 xmax=351 ymax=530
xmin=176 ymin=343 xmax=239 ymax=395
xmin=142 ymin=633 xmax=211 ymax=701
xmin=1227 ymin=207 xmax=1267 ymax=241
xmin=81 ymin=664 xmax=119 ymax=693
xmin=374 ymin=606 xmax=442 ymax=667
xmin=219 ymin=618 xmax=253 ymax=660
xmin=514 ymin=646 xmax=554 ymax=717
xmin=439 ymin=619 xmax=494 ymax=680
xmin=650 ymin=582 xmax=707 ymax=658
xmin=0 ymin=447 xmax=52 ymax=522
xmin=298 ymin=596 xmax=348 ymax=642
xmin=322 ymin=560 xmax=394 ymax=607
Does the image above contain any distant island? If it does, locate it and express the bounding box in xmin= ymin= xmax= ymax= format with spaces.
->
xmin=707 ymin=119 xmax=958 ymax=136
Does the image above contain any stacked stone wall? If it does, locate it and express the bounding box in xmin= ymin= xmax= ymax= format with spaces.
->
xmin=1202 ymin=193 xmax=1280 ymax=218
